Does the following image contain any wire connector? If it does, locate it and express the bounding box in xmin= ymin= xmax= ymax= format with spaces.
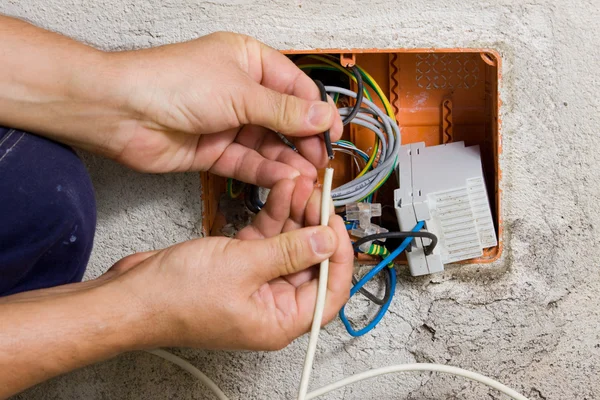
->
xmin=350 ymin=223 xmax=388 ymax=252
xmin=345 ymin=202 xmax=382 ymax=229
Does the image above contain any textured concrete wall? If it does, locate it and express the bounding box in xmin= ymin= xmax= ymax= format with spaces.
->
xmin=3 ymin=0 xmax=600 ymax=399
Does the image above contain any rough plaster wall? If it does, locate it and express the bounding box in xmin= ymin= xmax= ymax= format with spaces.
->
xmin=2 ymin=0 xmax=600 ymax=399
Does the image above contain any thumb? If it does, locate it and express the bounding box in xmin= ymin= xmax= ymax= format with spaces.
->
xmin=238 ymin=226 xmax=338 ymax=283
xmin=242 ymin=82 xmax=336 ymax=136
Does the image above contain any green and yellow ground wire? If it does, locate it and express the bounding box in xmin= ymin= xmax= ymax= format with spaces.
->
xmin=226 ymin=178 xmax=245 ymax=199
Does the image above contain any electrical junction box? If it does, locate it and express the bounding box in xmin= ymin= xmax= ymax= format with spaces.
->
xmin=200 ymin=49 xmax=503 ymax=269
xmin=395 ymin=142 xmax=497 ymax=276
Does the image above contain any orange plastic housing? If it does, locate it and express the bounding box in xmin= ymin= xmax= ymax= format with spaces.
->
xmin=200 ymin=49 xmax=502 ymax=264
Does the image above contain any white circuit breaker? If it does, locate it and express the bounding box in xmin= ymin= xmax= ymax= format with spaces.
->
xmin=394 ymin=142 xmax=497 ymax=276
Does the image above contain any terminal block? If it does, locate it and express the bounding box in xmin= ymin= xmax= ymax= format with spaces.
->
xmin=395 ymin=142 xmax=497 ymax=276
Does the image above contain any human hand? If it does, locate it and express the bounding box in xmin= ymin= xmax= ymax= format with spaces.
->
xmin=110 ymin=177 xmax=353 ymax=350
xmin=2 ymin=19 xmax=341 ymax=183
xmin=106 ymin=32 xmax=343 ymax=184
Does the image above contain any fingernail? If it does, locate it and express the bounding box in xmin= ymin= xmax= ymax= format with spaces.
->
xmin=308 ymin=102 xmax=332 ymax=128
xmin=310 ymin=228 xmax=335 ymax=255
xmin=288 ymin=170 xmax=301 ymax=180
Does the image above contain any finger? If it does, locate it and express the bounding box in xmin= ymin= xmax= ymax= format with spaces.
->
xmin=278 ymin=177 xmax=321 ymax=287
xmin=281 ymin=176 xmax=316 ymax=232
xmin=208 ymin=142 xmax=300 ymax=187
xmin=248 ymin=42 xmax=344 ymax=167
xmin=248 ymin=43 xmax=343 ymax=168
xmin=247 ymin=40 xmax=320 ymax=101
xmin=290 ymin=215 xmax=354 ymax=335
xmin=278 ymin=265 xmax=319 ymax=289
xmin=192 ymin=128 xmax=238 ymax=171
xmin=292 ymin=136 xmax=328 ymax=169
xmin=237 ymin=179 xmax=295 ymax=240
xmin=236 ymin=226 xmax=337 ymax=284
xmin=297 ymin=185 xmax=334 ymax=229
xmin=235 ymin=126 xmax=317 ymax=180
xmin=293 ymin=214 xmax=352 ymax=294
xmin=281 ymin=183 xmax=321 ymax=234
xmin=238 ymin=177 xmax=319 ymax=288
xmin=322 ymin=215 xmax=354 ymax=322
xmin=281 ymin=185 xmax=335 ymax=287
xmin=293 ymin=96 xmax=343 ymax=168
xmin=238 ymin=81 xmax=337 ymax=137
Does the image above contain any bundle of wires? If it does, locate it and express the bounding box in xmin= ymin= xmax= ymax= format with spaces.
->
xmin=234 ymin=56 xmax=398 ymax=210
xmin=297 ymin=55 xmax=398 ymax=206
xmin=340 ymin=222 xmax=424 ymax=336
xmin=326 ymin=86 xmax=399 ymax=206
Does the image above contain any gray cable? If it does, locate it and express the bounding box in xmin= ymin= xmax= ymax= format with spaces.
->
xmin=325 ymin=86 xmax=401 ymax=206
xmin=332 ymin=98 xmax=397 ymax=190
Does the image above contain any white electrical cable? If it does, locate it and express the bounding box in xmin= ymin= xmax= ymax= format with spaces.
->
xmin=297 ymin=167 xmax=334 ymax=400
xmin=305 ymin=363 xmax=529 ymax=400
xmin=146 ymin=350 xmax=530 ymax=400
xmin=145 ymin=349 xmax=229 ymax=400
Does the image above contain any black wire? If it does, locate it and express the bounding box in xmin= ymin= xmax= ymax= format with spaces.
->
xmin=342 ymin=65 xmax=364 ymax=126
xmin=313 ymin=66 xmax=363 ymax=160
xmin=244 ymin=185 xmax=264 ymax=214
xmin=314 ymin=80 xmax=334 ymax=160
xmin=352 ymin=231 xmax=438 ymax=256
xmin=352 ymin=266 xmax=392 ymax=306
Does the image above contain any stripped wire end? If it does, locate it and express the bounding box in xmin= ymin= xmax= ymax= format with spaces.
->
xmin=325 ymin=130 xmax=334 ymax=160
xmin=314 ymin=79 xmax=335 ymax=161
xmin=276 ymin=132 xmax=298 ymax=152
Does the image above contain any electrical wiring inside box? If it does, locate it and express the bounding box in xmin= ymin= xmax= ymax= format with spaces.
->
xmin=202 ymin=50 xmax=502 ymax=336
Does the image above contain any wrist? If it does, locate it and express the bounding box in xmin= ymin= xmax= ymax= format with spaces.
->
xmin=49 ymin=49 xmax=141 ymax=158
xmin=95 ymin=276 xmax=165 ymax=351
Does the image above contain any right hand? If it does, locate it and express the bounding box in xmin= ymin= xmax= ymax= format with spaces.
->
xmin=110 ymin=177 xmax=353 ymax=350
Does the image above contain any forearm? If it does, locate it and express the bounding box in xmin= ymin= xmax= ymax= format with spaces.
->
xmin=0 ymin=280 xmax=154 ymax=398
xmin=0 ymin=15 xmax=131 ymax=158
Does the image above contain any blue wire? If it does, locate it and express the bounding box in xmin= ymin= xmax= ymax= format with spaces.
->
xmin=339 ymin=221 xmax=425 ymax=336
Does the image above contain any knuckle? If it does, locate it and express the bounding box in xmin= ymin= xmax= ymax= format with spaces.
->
xmin=269 ymin=338 xmax=289 ymax=351
xmin=276 ymin=94 xmax=300 ymax=131
xmin=268 ymin=91 xmax=285 ymax=130
xmin=209 ymin=31 xmax=233 ymax=41
xmin=275 ymin=235 xmax=302 ymax=276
